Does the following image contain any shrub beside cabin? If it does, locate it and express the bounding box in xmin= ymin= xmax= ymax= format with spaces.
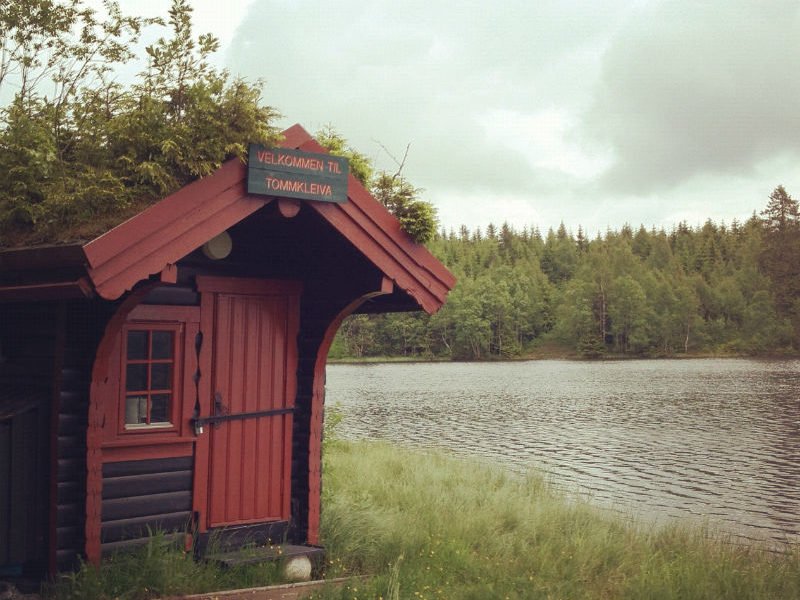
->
xmin=0 ymin=125 xmax=454 ymax=578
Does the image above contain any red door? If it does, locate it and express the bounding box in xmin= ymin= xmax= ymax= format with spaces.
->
xmin=198 ymin=278 xmax=301 ymax=528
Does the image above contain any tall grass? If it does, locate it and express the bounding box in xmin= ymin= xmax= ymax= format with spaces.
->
xmin=44 ymin=440 xmax=800 ymax=599
xmin=313 ymin=441 xmax=800 ymax=600
xmin=46 ymin=533 xmax=283 ymax=600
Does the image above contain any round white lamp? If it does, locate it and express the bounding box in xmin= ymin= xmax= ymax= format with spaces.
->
xmin=202 ymin=231 xmax=233 ymax=260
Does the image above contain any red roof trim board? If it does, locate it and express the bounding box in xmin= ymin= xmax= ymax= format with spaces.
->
xmin=80 ymin=124 xmax=454 ymax=313
xmin=286 ymin=126 xmax=454 ymax=312
xmin=83 ymin=162 xmax=266 ymax=300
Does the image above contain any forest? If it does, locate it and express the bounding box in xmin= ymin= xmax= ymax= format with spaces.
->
xmin=331 ymin=186 xmax=800 ymax=360
xmin=1 ymin=2 xmax=797 ymax=361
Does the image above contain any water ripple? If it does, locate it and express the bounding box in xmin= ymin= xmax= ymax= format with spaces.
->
xmin=326 ymin=358 xmax=800 ymax=547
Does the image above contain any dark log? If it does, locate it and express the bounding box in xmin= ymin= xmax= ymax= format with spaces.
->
xmin=142 ymin=285 xmax=199 ymax=306
xmin=57 ymin=413 xmax=85 ymax=436
xmin=56 ymin=458 xmax=84 ymax=483
xmin=101 ymin=511 xmax=191 ymax=544
xmin=55 ymin=525 xmax=83 ymax=551
xmin=55 ymin=549 xmax=81 ymax=572
xmin=102 ymin=455 xmax=193 ymax=478
xmin=56 ymin=435 xmax=85 ymax=459
xmin=102 ymin=491 xmax=192 ymax=522
xmin=56 ymin=480 xmax=84 ymax=503
xmin=100 ymin=532 xmax=184 ymax=556
xmin=0 ymin=423 xmax=9 ymax=564
xmin=102 ymin=470 xmax=193 ymax=500
xmin=56 ymin=502 xmax=82 ymax=528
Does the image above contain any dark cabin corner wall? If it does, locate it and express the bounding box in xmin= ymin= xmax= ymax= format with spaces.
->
xmin=0 ymin=300 xmax=110 ymax=576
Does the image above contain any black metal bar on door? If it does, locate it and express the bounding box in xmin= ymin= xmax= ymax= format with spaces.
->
xmin=194 ymin=406 xmax=295 ymax=427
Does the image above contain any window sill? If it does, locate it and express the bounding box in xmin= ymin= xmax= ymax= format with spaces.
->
xmin=102 ymin=433 xmax=192 ymax=449
xmin=124 ymin=422 xmax=174 ymax=431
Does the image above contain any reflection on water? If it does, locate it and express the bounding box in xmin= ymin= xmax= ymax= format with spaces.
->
xmin=325 ymin=358 xmax=800 ymax=547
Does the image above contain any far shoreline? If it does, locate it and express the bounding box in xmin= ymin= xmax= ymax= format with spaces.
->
xmin=328 ymin=349 xmax=800 ymax=365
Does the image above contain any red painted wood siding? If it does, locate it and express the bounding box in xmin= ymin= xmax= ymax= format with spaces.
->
xmin=207 ymin=288 xmax=299 ymax=527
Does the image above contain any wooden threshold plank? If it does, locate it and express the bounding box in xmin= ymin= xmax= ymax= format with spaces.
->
xmin=167 ymin=576 xmax=363 ymax=600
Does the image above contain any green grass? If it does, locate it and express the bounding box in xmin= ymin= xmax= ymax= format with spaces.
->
xmin=312 ymin=441 xmax=800 ymax=600
xmin=46 ymin=442 xmax=800 ymax=599
xmin=45 ymin=533 xmax=285 ymax=600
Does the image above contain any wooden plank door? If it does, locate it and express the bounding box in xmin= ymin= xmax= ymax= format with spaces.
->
xmin=202 ymin=280 xmax=300 ymax=528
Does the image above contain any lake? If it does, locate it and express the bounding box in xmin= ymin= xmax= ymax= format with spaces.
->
xmin=325 ymin=358 xmax=800 ymax=547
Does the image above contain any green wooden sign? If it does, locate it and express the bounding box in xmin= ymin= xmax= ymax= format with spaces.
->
xmin=247 ymin=144 xmax=349 ymax=203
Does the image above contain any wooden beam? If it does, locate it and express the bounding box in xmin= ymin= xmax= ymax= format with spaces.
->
xmin=0 ymin=278 xmax=93 ymax=302
xmin=160 ymin=264 xmax=177 ymax=284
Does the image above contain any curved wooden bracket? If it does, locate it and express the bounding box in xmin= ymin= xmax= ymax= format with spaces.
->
xmin=160 ymin=263 xmax=177 ymax=284
xmin=306 ymin=277 xmax=393 ymax=544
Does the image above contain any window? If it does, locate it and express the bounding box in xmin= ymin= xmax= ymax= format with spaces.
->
xmin=121 ymin=326 xmax=180 ymax=430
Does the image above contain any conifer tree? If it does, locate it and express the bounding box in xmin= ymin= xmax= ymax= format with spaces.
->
xmin=333 ymin=215 xmax=790 ymax=359
xmin=316 ymin=127 xmax=438 ymax=244
xmin=759 ymin=186 xmax=800 ymax=318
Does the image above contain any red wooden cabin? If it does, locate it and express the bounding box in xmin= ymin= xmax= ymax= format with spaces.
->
xmin=0 ymin=125 xmax=454 ymax=578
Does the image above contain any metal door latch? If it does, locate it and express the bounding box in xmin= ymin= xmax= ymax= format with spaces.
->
xmin=192 ymin=390 xmax=295 ymax=431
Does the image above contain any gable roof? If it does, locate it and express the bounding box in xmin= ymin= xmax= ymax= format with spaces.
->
xmin=0 ymin=125 xmax=455 ymax=313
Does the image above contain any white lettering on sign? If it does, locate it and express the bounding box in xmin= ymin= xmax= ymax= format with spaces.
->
xmin=265 ymin=176 xmax=333 ymax=197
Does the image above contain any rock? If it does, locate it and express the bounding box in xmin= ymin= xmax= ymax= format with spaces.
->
xmin=281 ymin=555 xmax=313 ymax=582
xmin=0 ymin=582 xmax=40 ymax=600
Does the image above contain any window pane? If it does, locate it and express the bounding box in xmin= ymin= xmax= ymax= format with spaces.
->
xmin=127 ymin=331 xmax=148 ymax=360
xmin=125 ymin=395 xmax=148 ymax=425
xmin=150 ymin=394 xmax=171 ymax=423
xmin=150 ymin=363 xmax=172 ymax=390
xmin=152 ymin=331 xmax=174 ymax=359
xmin=126 ymin=364 xmax=148 ymax=391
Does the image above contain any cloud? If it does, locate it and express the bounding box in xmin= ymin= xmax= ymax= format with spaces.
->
xmin=227 ymin=0 xmax=630 ymax=193
xmin=479 ymin=108 xmax=612 ymax=178
xmin=584 ymin=0 xmax=800 ymax=194
xmin=225 ymin=0 xmax=800 ymax=232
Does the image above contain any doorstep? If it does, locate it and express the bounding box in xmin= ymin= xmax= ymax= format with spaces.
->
xmin=167 ymin=576 xmax=357 ymax=600
xmin=203 ymin=545 xmax=325 ymax=569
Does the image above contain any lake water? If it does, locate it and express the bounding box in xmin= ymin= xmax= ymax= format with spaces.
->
xmin=325 ymin=358 xmax=800 ymax=547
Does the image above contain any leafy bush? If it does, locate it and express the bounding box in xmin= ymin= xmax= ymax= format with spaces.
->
xmin=0 ymin=0 xmax=279 ymax=247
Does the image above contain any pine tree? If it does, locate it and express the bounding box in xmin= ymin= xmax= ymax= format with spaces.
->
xmin=760 ymin=186 xmax=800 ymax=316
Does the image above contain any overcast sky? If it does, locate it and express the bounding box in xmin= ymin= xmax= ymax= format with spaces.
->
xmin=140 ymin=0 xmax=800 ymax=235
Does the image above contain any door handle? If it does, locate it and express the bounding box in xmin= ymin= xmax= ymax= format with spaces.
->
xmin=192 ymin=392 xmax=227 ymax=435
xmin=214 ymin=392 xmax=229 ymax=416
xmin=213 ymin=392 xmax=229 ymax=428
